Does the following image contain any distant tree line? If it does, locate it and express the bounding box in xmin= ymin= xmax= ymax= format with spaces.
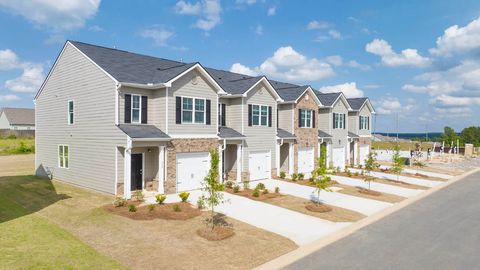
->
xmin=439 ymin=126 xmax=480 ymax=147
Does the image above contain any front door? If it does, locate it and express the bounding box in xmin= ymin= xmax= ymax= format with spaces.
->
xmin=131 ymin=153 xmax=143 ymax=191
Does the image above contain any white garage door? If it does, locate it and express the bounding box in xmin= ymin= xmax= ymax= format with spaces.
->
xmin=176 ymin=152 xmax=210 ymax=192
xmin=249 ymin=151 xmax=271 ymax=180
xmin=332 ymin=147 xmax=346 ymax=170
xmin=298 ymin=147 xmax=314 ymax=175
xmin=359 ymin=145 xmax=370 ymax=166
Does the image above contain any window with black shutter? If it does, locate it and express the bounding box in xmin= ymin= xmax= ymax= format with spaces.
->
xmin=124 ymin=94 xmax=131 ymax=123
xmin=268 ymin=106 xmax=272 ymax=127
xmin=206 ymin=99 xmax=211 ymax=125
xmin=141 ymin=96 xmax=147 ymax=124
xmin=175 ymin=96 xmax=181 ymax=124
xmin=248 ymin=104 xmax=252 ymax=126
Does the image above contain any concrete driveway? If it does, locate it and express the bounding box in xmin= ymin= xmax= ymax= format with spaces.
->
xmin=378 ymin=165 xmax=452 ymax=180
xmin=350 ymin=168 xmax=442 ymax=188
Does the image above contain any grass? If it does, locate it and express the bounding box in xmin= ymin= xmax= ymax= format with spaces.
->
xmin=372 ymin=141 xmax=433 ymax=151
xmin=0 ymin=137 xmax=35 ymax=155
xmin=0 ymin=155 xmax=297 ymax=270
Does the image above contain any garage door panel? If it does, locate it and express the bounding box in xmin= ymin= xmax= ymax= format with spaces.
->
xmin=332 ymin=147 xmax=345 ymax=169
xmin=249 ymin=151 xmax=271 ymax=180
xmin=298 ymin=147 xmax=314 ymax=175
xmin=176 ymin=152 xmax=210 ymax=192
xmin=359 ymin=145 xmax=370 ymax=166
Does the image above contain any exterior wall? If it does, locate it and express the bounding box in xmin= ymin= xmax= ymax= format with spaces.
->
xmin=293 ymin=91 xmax=319 ymax=172
xmin=348 ymin=111 xmax=358 ymax=134
xmin=0 ymin=112 xmax=9 ymax=129
xmin=330 ymin=99 xmax=349 ymax=150
xmin=318 ymin=108 xmax=331 ymax=134
xmin=278 ymin=103 xmax=293 ymax=133
xmin=356 ymin=137 xmax=371 ymax=164
xmin=279 ymin=143 xmax=289 ymax=173
xmin=242 ymin=83 xmax=278 ymax=177
xmin=118 ymin=86 xmax=166 ymax=130
xmin=35 ymin=43 xmax=127 ymax=194
xmin=165 ymin=138 xmax=219 ymax=193
xmin=223 ymin=97 xmax=243 ymax=132
xmin=167 ymin=69 xmax=218 ymax=135
xmin=358 ymin=105 xmax=372 ymax=137
xmin=224 ymin=144 xmax=238 ymax=181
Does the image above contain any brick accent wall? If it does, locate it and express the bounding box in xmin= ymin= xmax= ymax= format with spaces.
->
xmin=293 ymin=91 xmax=320 ymax=172
xmin=165 ymin=138 xmax=219 ymax=193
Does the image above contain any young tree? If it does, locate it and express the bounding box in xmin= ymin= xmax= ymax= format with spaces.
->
xmin=315 ymin=144 xmax=327 ymax=177
xmin=391 ymin=144 xmax=404 ymax=181
xmin=363 ymin=151 xmax=379 ymax=190
xmin=199 ymin=149 xmax=227 ymax=230
xmin=313 ymin=175 xmax=332 ymax=205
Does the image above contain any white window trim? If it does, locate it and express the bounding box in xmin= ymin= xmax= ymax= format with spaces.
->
xmin=58 ymin=144 xmax=69 ymax=169
xmin=251 ymin=103 xmax=269 ymax=127
xmin=130 ymin=94 xmax=142 ymax=124
xmin=360 ymin=115 xmax=370 ymax=130
xmin=180 ymin=96 xmax=206 ymax=124
xmin=300 ymin=109 xmax=313 ymax=128
xmin=218 ymin=102 xmax=225 ymax=126
xmin=67 ymin=100 xmax=74 ymax=125
xmin=334 ymin=113 xmax=345 ymax=129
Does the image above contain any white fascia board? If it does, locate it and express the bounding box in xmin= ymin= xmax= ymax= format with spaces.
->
xmin=120 ymin=82 xmax=167 ymax=89
xmin=165 ymin=63 xmax=227 ymax=95
xmin=131 ymin=138 xmax=171 ymax=142
xmin=243 ymin=77 xmax=284 ymax=102
xmin=332 ymin=93 xmax=352 ymax=111
xmin=294 ymin=87 xmax=323 ymax=106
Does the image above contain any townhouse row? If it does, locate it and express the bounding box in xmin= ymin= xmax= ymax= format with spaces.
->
xmin=34 ymin=41 xmax=375 ymax=198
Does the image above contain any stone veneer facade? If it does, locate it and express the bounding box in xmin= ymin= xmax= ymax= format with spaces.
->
xmin=293 ymin=91 xmax=320 ymax=173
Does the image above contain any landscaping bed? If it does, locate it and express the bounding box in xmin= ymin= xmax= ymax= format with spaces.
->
xmin=103 ymin=201 xmax=201 ymax=220
xmin=274 ymin=177 xmax=339 ymax=187
xmin=375 ymin=168 xmax=446 ymax=182
xmin=333 ymin=171 xmax=429 ymax=190
xmin=334 ymin=184 xmax=406 ymax=203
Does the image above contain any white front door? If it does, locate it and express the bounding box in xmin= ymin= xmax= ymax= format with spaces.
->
xmin=359 ymin=145 xmax=370 ymax=166
xmin=298 ymin=147 xmax=314 ymax=175
xmin=249 ymin=151 xmax=271 ymax=180
xmin=332 ymin=147 xmax=346 ymax=169
xmin=176 ymin=152 xmax=210 ymax=192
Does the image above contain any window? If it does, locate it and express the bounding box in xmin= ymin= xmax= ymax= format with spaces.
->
xmin=58 ymin=145 xmax=69 ymax=168
xmin=218 ymin=103 xmax=226 ymax=126
xmin=252 ymin=104 xmax=269 ymax=126
xmin=360 ymin=116 xmax=370 ymax=130
xmin=181 ymin=97 xmax=205 ymax=124
xmin=300 ymin=109 xmax=313 ymax=128
xmin=131 ymin=95 xmax=141 ymax=123
xmin=68 ymin=100 xmax=74 ymax=125
xmin=333 ymin=113 xmax=345 ymax=129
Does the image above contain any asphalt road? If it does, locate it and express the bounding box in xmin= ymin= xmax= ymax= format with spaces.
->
xmin=286 ymin=170 xmax=480 ymax=270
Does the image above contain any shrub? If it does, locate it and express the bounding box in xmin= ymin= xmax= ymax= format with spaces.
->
xmin=358 ymin=164 xmax=363 ymax=169
xmin=197 ymin=198 xmax=205 ymax=209
xmin=179 ymin=191 xmax=190 ymax=202
xmin=291 ymin=173 xmax=298 ymax=181
xmin=7 ymin=134 xmax=16 ymax=139
xmin=128 ymin=204 xmax=137 ymax=212
xmin=243 ymin=180 xmax=250 ymax=190
xmin=262 ymin=189 xmax=269 ymax=195
xmin=347 ymin=170 xmax=352 ymax=177
xmin=225 ymin=180 xmax=234 ymax=189
xmin=172 ymin=204 xmax=181 ymax=212
xmin=274 ymin=186 xmax=280 ymax=193
xmin=112 ymin=196 xmax=127 ymax=207
xmin=298 ymin=173 xmax=304 ymax=180
xmin=155 ymin=194 xmax=167 ymax=204
xmin=279 ymin=171 xmax=286 ymax=179
xmin=131 ymin=190 xmax=144 ymax=202
xmin=147 ymin=204 xmax=155 ymax=212
xmin=252 ymin=189 xmax=260 ymax=197
xmin=354 ymin=172 xmax=359 ymax=177
xmin=233 ymin=185 xmax=240 ymax=193
xmin=256 ymin=183 xmax=265 ymax=190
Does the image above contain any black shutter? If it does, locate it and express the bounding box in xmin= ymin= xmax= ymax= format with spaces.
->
xmin=367 ymin=116 xmax=370 ymax=130
xmin=268 ymin=106 xmax=272 ymax=127
xmin=298 ymin=109 xmax=302 ymax=128
xmin=359 ymin=116 xmax=362 ymax=130
xmin=343 ymin=114 xmax=346 ymax=129
xmin=206 ymin=99 xmax=211 ymax=125
xmin=248 ymin=104 xmax=252 ymax=126
xmin=124 ymin=94 xmax=131 ymax=123
xmin=221 ymin=104 xmax=226 ymax=126
xmin=141 ymin=96 xmax=148 ymax=124
xmin=312 ymin=110 xmax=315 ymax=128
xmin=332 ymin=113 xmax=335 ymax=129
xmin=175 ymin=97 xmax=181 ymax=124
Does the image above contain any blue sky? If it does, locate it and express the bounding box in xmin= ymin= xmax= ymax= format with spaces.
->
xmin=1 ymin=0 xmax=480 ymax=132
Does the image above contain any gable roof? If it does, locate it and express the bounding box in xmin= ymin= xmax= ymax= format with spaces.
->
xmin=347 ymin=97 xmax=375 ymax=113
xmin=0 ymin=108 xmax=35 ymax=126
xmin=206 ymin=68 xmax=263 ymax=95
xmin=277 ymin=128 xmax=296 ymax=139
xmin=218 ymin=126 xmax=246 ymax=139
xmin=314 ymin=91 xmax=352 ymax=110
xmin=118 ymin=124 xmax=170 ymax=140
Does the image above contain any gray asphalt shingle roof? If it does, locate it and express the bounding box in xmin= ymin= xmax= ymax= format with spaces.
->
xmin=348 ymin=131 xmax=360 ymax=138
xmin=218 ymin=126 xmax=245 ymax=139
xmin=314 ymin=92 xmax=342 ymax=107
xmin=270 ymin=80 xmax=310 ymax=102
xmin=277 ymin=128 xmax=296 ymax=139
xmin=318 ymin=130 xmax=333 ymax=138
xmin=347 ymin=98 xmax=368 ymax=111
xmin=118 ymin=124 xmax=170 ymax=139
xmin=205 ymin=68 xmax=264 ymax=95
xmin=0 ymin=107 xmax=35 ymax=126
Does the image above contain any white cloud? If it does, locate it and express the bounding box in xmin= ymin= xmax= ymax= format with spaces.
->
xmin=433 ymin=94 xmax=480 ymax=107
xmin=0 ymin=0 xmax=100 ymax=31
xmin=365 ymin=39 xmax=431 ymax=67
xmin=375 ymin=97 xmax=403 ymax=114
xmin=5 ymin=65 xmax=44 ymax=93
xmin=175 ymin=0 xmax=221 ymax=31
xmin=0 ymin=94 xmax=19 ymax=102
xmin=364 ymin=84 xmax=381 ymax=89
xmin=44 ymin=33 xmax=65 ymax=45
xmin=255 ymin=25 xmax=263 ymax=35
xmin=324 ymin=55 xmax=370 ymax=70
xmin=318 ymin=82 xmax=364 ymax=98
xmin=140 ymin=26 xmax=174 ymax=47
xmin=89 ymin=25 xmax=104 ymax=32
xmin=346 ymin=60 xmax=370 ymax=71
xmin=328 ymin=30 xmax=342 ymax=39
xmin=230 ymin=46 xmax=334 ymax=82
xmin=430 ymin=16 xmax=480 ymax=56
xmin=307 ymin=20 xmax=331 ymax=30
xmin=434 ymin=107 xmax=472 ymax=116
xmin=236 ymin=0 xmax=256 ymax=4
xmin=402 ymin=84 xmax=430 ymax=93
xmin=325 ymin=55 xmax=343 ymax=66
xmin=267 ymin=6 xmax=276 ymax=16
xmin=230 ymin=63 xmax=258 ymax=76
xmin=0 ymin=49 xmax=20 ymax=70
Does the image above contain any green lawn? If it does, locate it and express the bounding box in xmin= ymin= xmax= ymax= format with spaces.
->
xmin=0 ymin=175 xmax=126 ymax=269
xmin=372 ymin=141 xmax=434 ymax=151
xmin=0 ymin=138 xmax=35 ymax=155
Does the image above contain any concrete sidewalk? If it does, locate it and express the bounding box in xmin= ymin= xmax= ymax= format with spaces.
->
xmin=351 ymin=168 xmax=442 ymax=188
xmin=379 ymin=165 xmax=452 ymax=179
xmin=258 ymin=179 xmax=392 ymax=216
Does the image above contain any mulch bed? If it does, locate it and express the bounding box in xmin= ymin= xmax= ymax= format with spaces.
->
xmin=305 ymin=203 xmax=332 ymax=213
xmin=225 ymin=188 xmax=282 ymax=201
xmin=358 ymin=188 xmax=382 ymax=196
xmin=274 ymin=178 xmax=339 ymax=187
xmin=197 ymin=226 xmax=235 ymax=241
xmin=104 ymin=202 xmax=201 ymax=220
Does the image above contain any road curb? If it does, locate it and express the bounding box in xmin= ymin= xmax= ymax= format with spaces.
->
xmin=254 ymin=167 xmax=480 ymax=270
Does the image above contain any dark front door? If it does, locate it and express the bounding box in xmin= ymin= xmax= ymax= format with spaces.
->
xmin=131 ymin=153 xmax=143 ymax=191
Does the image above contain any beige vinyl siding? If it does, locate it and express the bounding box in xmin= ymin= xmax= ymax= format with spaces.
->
xmin=348 ymin=111 xmax=358 ymax=134
xmin=331 ymin=99 xmax=349 ymax=149
xmin=358 ymin=105 xmax=372 ymax=136
xmin=118 ymin=87 xmax=166 ymax=127
xmin=242 ymin=84 xmax=277 ymax=172
xmin=35 ymin=43 xmax=127 ymax=194
xmin=278 ymin=103 xmax=293 ymax=133
xmin=226 ymin=98 xmax=243 ymax=132
xmin=318 ymin=108 xmax=331 ymax=134
xmin=168 ymin=69 xmax=218 ymax=135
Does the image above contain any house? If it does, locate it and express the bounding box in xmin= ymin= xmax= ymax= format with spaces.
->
xmin=35 ymin=41 xmax=281 ymax=198
xmin=0 ymin=107 xmax=35 ymax=130
xmin=347 ymin=97 xmax=375 ymax=165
